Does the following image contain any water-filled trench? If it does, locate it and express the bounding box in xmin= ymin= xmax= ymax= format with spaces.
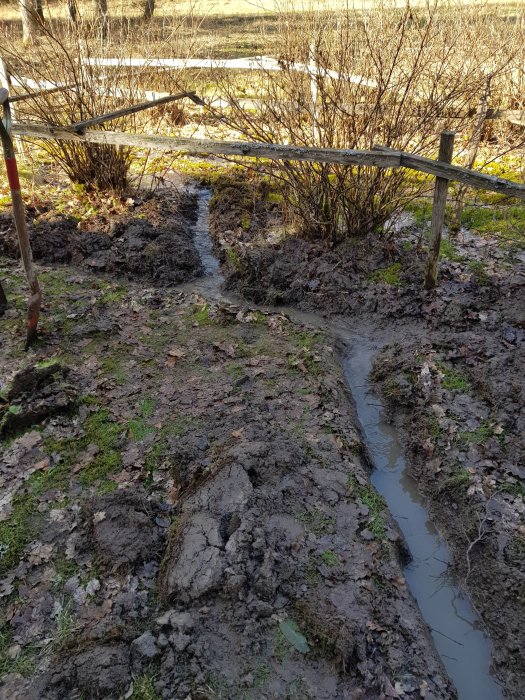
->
xmin=184 ymin=185 xmax=504 ymax=699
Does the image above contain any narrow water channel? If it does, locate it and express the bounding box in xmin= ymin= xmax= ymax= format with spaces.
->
xmin=188 ymin=186 xmax=503 ymax=699
xmin=343 ymin=341 xmax=503 ymax=700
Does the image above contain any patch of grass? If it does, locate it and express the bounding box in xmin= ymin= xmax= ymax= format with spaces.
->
xmin=144 ymin=436 xmax=168 ymax=486
xmin=348 ymin=476 xmax=387 ymax=540
xmin=0 ymin=492 xmax=42 ymax=575
xmin=441 ymin=467 xmax=470 ymax=493
xmin=226 ymin=247 xmax=243 ymax=271
xmin=457 ymin=420 xmax=495 ymax=446
xmin=53 ymin=597 xmax=74 ymax=649
xmin=290 ymin=329 xmax=323 ymax=351
xmin=297 ymin=509 xmax=335 ymax=536
xmin=427 ymin=415 xmax=444 ymax=440
xmin=383 ymin=377 xmax=403 ymax=400
xmin=127 ymin=418 xmax=155 ymax=442
xmin=467 ymin=260 xmax=491 ymax=286
xmin=319 ymin=550 xmax=340 ymax=567
xmin=240 ymin=212 xmax=252 ymax=231
xmin=0 ymin=618 xmax=37 ymax=677
xmin=461 ymin=204 xmax=525 ymax=247
xmin=438 ymin=363 xmax=470 ymax=392
xmin=274 ymin=629 xmax=288 ymax=663
xmin=369 ymin=262 xmax=402 ymax=286
xmin=189 ymin=303 xmax=213 ymax=326
xmin=53 ymin=557 xmax=79 ymax=589
xmin=501 ymin=482 xmax=525 ymax=500
xmin=440 ymin=237 xmax=464 ymax=262
xmin=77 ymin=410 xmax=124 ymax=487
xmin=44 ymin=408 xmax=124 ymax=492
xmin=226 ymin=362 xmax=245 ymax=382
xmin=100 ymin=355 xmax=128 ymax=385
xmin=99 ymin=287 xmax=128 ymax=305
xmin=253 ymin=663 xmax=271 ymax=688
xmin=139 ymin=397 xmax=156 ymax=418
xmin=131 ymin=673 xmax=162 ymax=700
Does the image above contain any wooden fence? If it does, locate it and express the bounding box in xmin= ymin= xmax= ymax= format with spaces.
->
xmin=11 ymin=121 xmax=525 ymax=200
xmin=9 ymin=117 xmax=525 ymax=290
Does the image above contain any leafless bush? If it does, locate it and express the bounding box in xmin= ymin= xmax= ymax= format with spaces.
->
xmin=1 ymin=10 xmax=199 ymax=193
xmin=213 ymin=0 xmax=525 ymax=243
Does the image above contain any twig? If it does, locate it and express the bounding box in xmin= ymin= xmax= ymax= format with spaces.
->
xmin=464 ymin=490 xmax=501 ymax=584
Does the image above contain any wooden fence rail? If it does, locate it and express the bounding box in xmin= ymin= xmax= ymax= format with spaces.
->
xmin=11 ymin=122 xmax=525 ymax=201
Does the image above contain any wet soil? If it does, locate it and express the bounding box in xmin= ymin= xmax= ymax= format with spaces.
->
xmin=208 ymin=180 xmax=525 ymax=698
xmin=0 ymin=188 xmax=203 ymax=286
xmin=1 ymin=261 xmax=453 ymax=699
xmin=1 ymin=172 xmax=523 ymax=698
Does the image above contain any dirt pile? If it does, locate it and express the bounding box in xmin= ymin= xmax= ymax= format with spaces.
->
xmin=0 ymin=362 xmax=77 ymax=436
xmin=0 ymin=189 xmax=203 ymax=286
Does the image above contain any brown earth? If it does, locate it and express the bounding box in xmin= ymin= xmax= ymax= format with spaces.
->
xmin=0 ymin=188 xmax=203 ymax=286
xmin=1 ymin=251 xmax=452 ymax=699
xmin=208 ymin=178 xmax=525 ymax=698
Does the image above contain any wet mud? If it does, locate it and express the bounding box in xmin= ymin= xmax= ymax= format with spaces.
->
xmin=208 ymin=179 xmax=525 ymax=698
xmin=1 ymin=260 xmax=453 ymax=699
xmin=1 ymin=176 xmax=523 ymax=699
xmin=0 ymin=189 xmax=203 ymax=286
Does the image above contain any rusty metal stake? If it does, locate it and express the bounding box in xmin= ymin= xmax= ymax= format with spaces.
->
xmin=0 ymin=87 xmax=41 ymax=348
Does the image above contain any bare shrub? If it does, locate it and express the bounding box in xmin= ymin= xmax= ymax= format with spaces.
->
xmin=213 ymin=0 xmax=525 ymax=243
xmin=1 ymin=10 xmax=200 ymax=193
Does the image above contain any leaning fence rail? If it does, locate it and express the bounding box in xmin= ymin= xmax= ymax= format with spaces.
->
xmin=11 ymin=122 xmax=525 ymax=200
xmin=9 ymin=119 xmax=525 ymax=292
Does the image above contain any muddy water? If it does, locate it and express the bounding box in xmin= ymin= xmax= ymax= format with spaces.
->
xmin=187 ymin=186 xmax=503 ymax=699
xmin=343 ymin=340 xmax=503 ymax=700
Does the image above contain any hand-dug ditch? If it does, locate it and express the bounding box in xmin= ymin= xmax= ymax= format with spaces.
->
xmin=1 ymin=175 xmax=523 ymax=699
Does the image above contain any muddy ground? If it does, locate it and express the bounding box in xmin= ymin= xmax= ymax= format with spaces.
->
xmin=208 ymin=179 xmax=525 ymax=698
xmin=1 ymin=171 xmax=524 ymax=699
xmin=0 ymin=188 xmax=202 ymax=286
xmin=1 ymin=248 xmax=454 ymax=699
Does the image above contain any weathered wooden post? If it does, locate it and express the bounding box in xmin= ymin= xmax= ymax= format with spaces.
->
xmin=0 ymin=88 xmax=41 ymax=348
xmin=424 ymin=130 xmax=455 ymax=290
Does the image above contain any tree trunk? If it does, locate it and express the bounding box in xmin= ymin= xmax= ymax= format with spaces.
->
xmin=67 ymin=0 xmax=78 ymax=23
xmin=94 ymin=0 xmax=108 ymax=38
xmin=18 ymin=0 xmax=41 ymax=43
xmin=143 ymin=0 xmax=155 ymax=20
xmin=35 ymin=0 xmax=44 ymax=22
xmin=0 ymin=280 xmax=7 ymax=315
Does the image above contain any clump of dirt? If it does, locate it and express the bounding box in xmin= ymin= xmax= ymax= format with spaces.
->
xmin=0 ymin=189 xmax=203 ymax=286
xmin=0 ymin=263 xmax=453 ymax=700
xmin=0 ymin=362 xmax=77 ymax=436
xmin=83 ymin=490 xmax=162 ymax=572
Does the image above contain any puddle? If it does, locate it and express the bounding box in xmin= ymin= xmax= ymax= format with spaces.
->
xmin=184 ymin=184 xmax=504 ymax=699
xmin=343 ymin=339 xmax=504 ymax=700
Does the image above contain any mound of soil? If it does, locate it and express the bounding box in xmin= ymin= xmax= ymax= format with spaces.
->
xmin=0 ymin=362 xmax=77 ymax=436
xmin=0 ymin=189 xmax=203 ymax=286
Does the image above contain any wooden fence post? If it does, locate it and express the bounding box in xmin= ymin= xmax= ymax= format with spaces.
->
xmin=424 ymin=130 xmax=455 ymax=290
xmin=0 ymin=88 xmax=41 ymax=348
